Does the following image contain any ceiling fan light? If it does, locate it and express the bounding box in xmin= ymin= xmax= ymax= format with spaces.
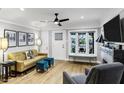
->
xmin=54 ymin=21 xmax=59 ymax=24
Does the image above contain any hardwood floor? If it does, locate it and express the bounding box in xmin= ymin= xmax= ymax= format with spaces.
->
xmin=2 ymin=60 xmax=95 ymax=84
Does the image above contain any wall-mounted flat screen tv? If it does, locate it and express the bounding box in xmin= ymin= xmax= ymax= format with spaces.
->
xmin=103 ymin=15 xmax=122 ymax=42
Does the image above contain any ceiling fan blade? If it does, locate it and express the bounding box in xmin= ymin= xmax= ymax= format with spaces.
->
xmin=47 ymin=21 xmax=54 ymax=22
xmin=40 ymin=21 xmax=46 ymax=22
xmin=58 ymin=23 xmax=62 ymax=26
xmin=40 ymin=20 xmax=53 ymax=22
xmin=59 ymin=18 xmax=69 ymax=22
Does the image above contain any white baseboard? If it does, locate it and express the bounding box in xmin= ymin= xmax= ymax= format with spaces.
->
xmin=55 ymin=58 xmax=99 ymax=63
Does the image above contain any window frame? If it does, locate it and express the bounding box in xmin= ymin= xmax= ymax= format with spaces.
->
xmin=68 ymin=29 xmax=97 ymax=57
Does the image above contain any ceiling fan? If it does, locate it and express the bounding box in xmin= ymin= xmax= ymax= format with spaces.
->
xmin=40 ymin=13 xmax=69 ymax=26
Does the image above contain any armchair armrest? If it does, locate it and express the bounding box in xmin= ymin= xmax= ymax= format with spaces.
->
xmin=38 ymin=53 xmax=48 ymax=56
xmin=63 ymin=71 xmax=76 ymax=84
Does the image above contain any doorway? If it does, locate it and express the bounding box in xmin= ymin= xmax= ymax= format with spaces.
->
xmin=51 ymin=30 xmax=66 ymax=60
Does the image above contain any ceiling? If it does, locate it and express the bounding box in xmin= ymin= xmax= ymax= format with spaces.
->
xmin=0 ymin=8 xmax=123 ymax=30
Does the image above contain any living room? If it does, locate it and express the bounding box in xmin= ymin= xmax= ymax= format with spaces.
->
xmin=1 ymin=0 xmax=124 ymax=93
xmin=0 ymin=7 xmax=124 ymax=85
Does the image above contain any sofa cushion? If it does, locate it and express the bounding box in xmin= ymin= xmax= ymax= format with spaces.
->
xmin=24 ymin=56 xmax=47 ymax=67
xmin=24 ymin=58 xmax=37 ymax=67
xmin=71 ymin=74 xmax=87 ymax=84
xmin=11 ymin=52 xmax=26 ymax=61
xmin=34 ymin=56 xmax=47 ymax=61
xmin=31 ymin=49 xmax=38 ymax=57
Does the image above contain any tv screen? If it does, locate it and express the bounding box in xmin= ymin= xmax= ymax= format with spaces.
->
xmin=104 ymin=15 xmax=122 ymax=42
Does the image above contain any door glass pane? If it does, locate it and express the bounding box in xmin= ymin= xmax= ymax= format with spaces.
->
xmin=88 ymin=32 xmax=94 ymax=54
xmin=70 ymin=32 xmax=76 ymax=53
xmin=55 ymin=33 xmax=63 ymax=40
xmin=78 ymin=33 xmax=86 ymax=54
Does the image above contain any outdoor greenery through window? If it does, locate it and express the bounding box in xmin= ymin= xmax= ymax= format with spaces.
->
xmin=70 ymin=31 xmax=95 ymax=55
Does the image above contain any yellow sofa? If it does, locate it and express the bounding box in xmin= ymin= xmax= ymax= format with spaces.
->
xmin=8 ymin=49 xmax=47 ymax=72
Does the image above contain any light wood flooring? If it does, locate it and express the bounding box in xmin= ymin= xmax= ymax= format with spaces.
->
xmin=2 ymin=60 xmax=96 ymax=84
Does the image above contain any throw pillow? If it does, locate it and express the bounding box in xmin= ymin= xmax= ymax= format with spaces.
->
xmin=25 ymin=51 xmax=31 ymax=59
xmin=29 ymin=50 xmax=34 ymax=59
xmin=32 ymin=50 xmax=38 ymax=57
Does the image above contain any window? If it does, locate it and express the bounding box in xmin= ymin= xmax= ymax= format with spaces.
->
xmin=70 ymin=32 xmax=76 ymax=53
xmin=88 ymin=32 xmax=94 ymax=54
xmin=69 ymin=30 xmax=97 ymax=56
xmin=78 ymin=33 xmax=86 ymax=54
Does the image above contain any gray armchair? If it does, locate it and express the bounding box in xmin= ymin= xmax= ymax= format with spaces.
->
xmin=63 ymin=62 xmax=124 ymax=84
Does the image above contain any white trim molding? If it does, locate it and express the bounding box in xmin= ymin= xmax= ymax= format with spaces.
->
xmin=0 ymin=19 xmax=40 ymax=31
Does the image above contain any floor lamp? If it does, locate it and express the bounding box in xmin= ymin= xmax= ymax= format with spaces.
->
xmin=0 ymin=38 xmax=8 ymax=62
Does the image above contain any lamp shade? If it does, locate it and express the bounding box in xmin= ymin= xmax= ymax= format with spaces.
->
xmin=0 ymin=38 xmax=8 ymax=51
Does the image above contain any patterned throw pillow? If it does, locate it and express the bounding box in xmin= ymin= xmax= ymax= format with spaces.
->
xmin=25 ymin=51 xmax=31 ymax=59
xmin=29 ymin=50 xmax=34 ymax=59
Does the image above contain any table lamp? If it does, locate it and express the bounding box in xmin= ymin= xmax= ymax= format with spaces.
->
xmin=0 ymin=38 xmax=8 ymax=62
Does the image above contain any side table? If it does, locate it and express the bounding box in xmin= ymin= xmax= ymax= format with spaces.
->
xmin=0 ymin=61 xmax=17 ymax=82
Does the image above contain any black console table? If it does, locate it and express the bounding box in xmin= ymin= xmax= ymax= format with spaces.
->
xmin=0 ymin=61 xmax=17 ymax=82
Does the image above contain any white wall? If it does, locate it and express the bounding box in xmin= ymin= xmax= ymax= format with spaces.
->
xmin=41 ymin=27 xmax=100 ymax=62
xmin=40 ymin=30 xmax=49 ymax=55
xmin=40 ymin=9 xmax=123 ymax=62
xmin=100 ymin=9 xmax=123 ymax=26
xmin=0 ymin=21 xmax=40 ymax=61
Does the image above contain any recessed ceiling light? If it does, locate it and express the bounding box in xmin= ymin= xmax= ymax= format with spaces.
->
xmin=80 ymin=16 xmax=84 ymax=19
xmin=20 ymin=8 xmax=24 ymax=11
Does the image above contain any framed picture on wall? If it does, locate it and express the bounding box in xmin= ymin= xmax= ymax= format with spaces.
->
xmin=4 ymin=29 xmax=17 ymax=47
xmin=18 ymin=32 xmax=27 ymax=46
xmin=27 ymin=33 xmax=35 ymax=46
